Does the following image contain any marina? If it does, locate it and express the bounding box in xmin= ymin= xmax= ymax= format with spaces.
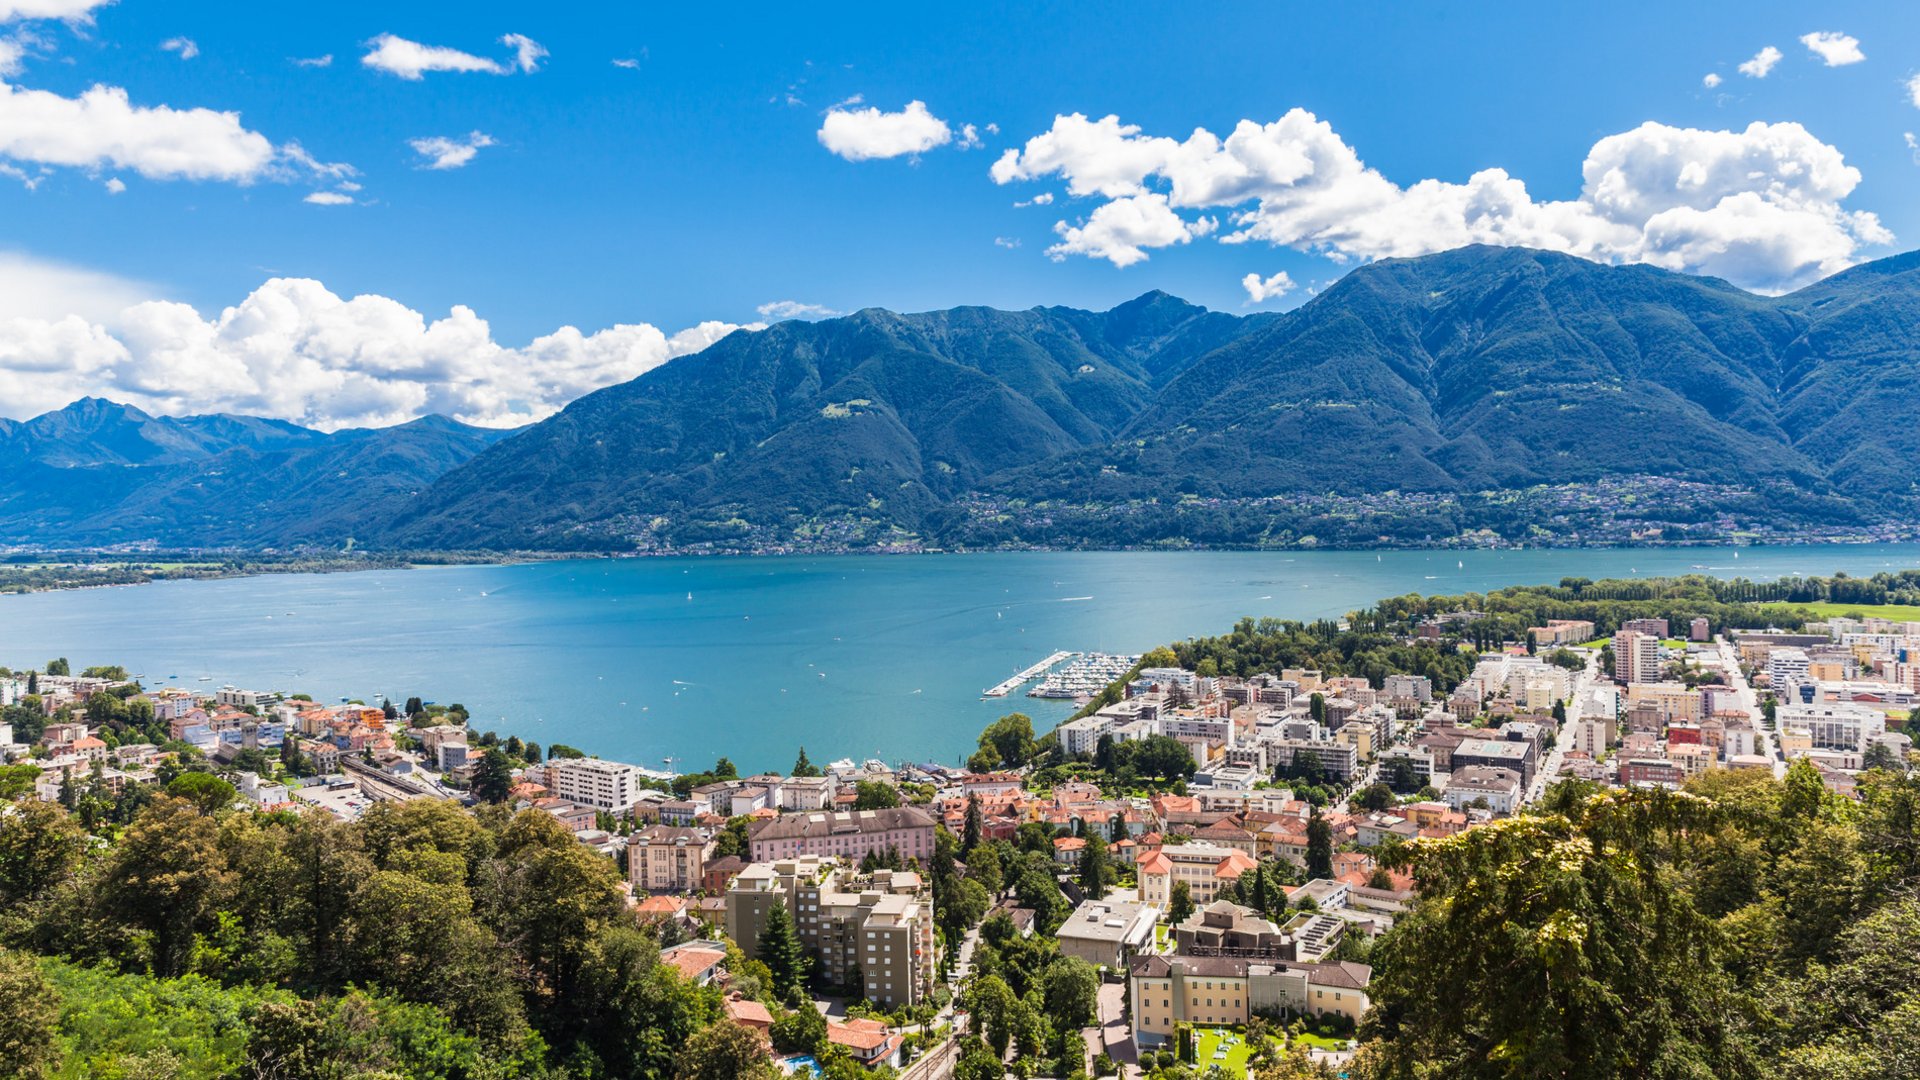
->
xmin=983 ymin=650 xmax=1073 ymax=697
xmin=1029 ymin=651 xmax=1141 ymax=700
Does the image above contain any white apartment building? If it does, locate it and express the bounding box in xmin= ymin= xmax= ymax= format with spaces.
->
xmin=545 ymin=757 xmax=641 ymax=811
xmin=1768 ymin=648 xmax=1810 ymax=696
xmin=1779 ymin=702 xmax=1886 ymax=753
xmin=1383 ymin=674 xmax=1433 ymax=703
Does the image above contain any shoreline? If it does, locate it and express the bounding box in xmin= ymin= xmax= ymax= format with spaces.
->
xmin=4 ymin=531 xmax=1916 ymax=596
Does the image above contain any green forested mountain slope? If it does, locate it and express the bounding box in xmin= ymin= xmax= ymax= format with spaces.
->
xmin=392 ymin=245 xmax=1920 ymax=551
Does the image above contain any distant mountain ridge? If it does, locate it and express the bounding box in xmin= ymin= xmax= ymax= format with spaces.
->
xmin=7 ymin=244 xmax=1920 ymax=551
xmin=0 ymin=401 xmax=514 ymax=547
xmin=391 ymin=245 xmax=1920 ymax=551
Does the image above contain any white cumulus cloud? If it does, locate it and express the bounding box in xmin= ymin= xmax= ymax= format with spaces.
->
xmin=0 ymin=0 xmax=108 ymax=21
xmin=0 ymin=266 xmax=764 ymax=428
xmin=1739 ymin=45 xmax=1783 ymax=78
xmin=102 ymin=176 xmax=122 ymax=193
xmin=409 ymin=130 xmax=494 ymax=170
xmin=160 ymin=36 xmax=198 ymax=60
xmin=1046 ymin=192 xmax=1216 ymax=267
xmin=303 ymin=190 xmax=353 ymax=205
xmin=817 ymin=99 xmax=951 ymax=161
xmin=1799 ymin=31 xmax=1863 ymax=66
xmin=292 ymin=54 xmax=332 ymax=68
xmin=361 ymin=32 xmax=546 ymax=80
xmin=0 ymin=77 xmax=350 ymax=185
xmin=1702 ymin=73 xmax=1722 ymax=88
xmin=1908 ymin=73 xmax=1920 ymax=109
xmin=756 ymin=300 xmax=841 ymax=320
xmin=1241 ymin=270 xmax=1295 ymax=303
xmin=992 ymin=109 xmax=1889 ymax=292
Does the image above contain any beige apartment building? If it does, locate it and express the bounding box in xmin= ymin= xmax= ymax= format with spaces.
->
xmin=627 ymin=824 xmax=717 ymax=894
xmin=1128 ymin=954 xmax=1373 ymax=1047
xmin=726 ymin=856 xmax=935 ymax=1007
xmin=1136 ymin=843 xmax=1258 ymax=908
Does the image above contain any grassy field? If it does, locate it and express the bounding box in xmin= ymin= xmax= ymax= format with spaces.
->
xmin=1195 ymin=1029 xmax=1282 ymax=1071
xmin=1192 ymin=1027 xmax=1346 ymax=1069
xmin=1766 ymin=601 xmax=1920 ymax=623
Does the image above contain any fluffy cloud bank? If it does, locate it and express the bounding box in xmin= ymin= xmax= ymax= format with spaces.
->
xmin=0 ymin=77 xmax=350 ymax=188
xmin=0 ymin=271 xmax=761 ymax=429
xmin=991 ymin=110 xmax=1890 ymax=292
xmin=818 ymin=100 xmax=951 ymax=161
xmin=361 ymin=33 xmax=546 ymax=80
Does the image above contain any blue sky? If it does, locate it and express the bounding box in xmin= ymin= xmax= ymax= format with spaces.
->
xmin=2 ymin=0 xmax=1917 ymax=427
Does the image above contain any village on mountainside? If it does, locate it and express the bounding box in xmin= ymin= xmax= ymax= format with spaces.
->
xmin=3 ymin=576 xmax=1918 ymax=1078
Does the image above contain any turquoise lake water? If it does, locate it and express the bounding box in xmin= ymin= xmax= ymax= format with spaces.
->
xmin=4 ymin=545 xmax=1919 ymax=768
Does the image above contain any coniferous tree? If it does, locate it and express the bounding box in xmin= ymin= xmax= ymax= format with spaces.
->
xmin=791 ymin=747 xmax=820 ymax=778
xmin=963 ymin=792 xmax=983 ymax=856
xmin=758 ymin=902 xmax=808 ymax=1001
xmin=472 ymin=749 xmax=514 ymax=804
xmin=1306 ymin=807 xmax=1334 ymax=881
xmin=1077 ymin=831 xmax=1110 ymax=898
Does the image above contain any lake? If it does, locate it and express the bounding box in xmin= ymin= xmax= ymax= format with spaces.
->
xmin=4 ymin=545 xmax=1919 ymax=769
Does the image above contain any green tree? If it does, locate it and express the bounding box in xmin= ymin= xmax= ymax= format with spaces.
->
xmin=770 ymin=1003 xmax=827 ymax=1055
xmin=1042 ymin=956 xmax=1101 ymax=1028
xmin=954 ymin=1036 xmax=1006 ymax=1080
xmin=1358 ymin=788 xmax=1754 ymax=1080
xmin=1352 ymin=782 xmax=1395 ymax=812
xmin=165 ymin=772 xmax=237 ymax=814
xmin=0 ymin=798 xmax=85 ymax=907
xmin=674 ymin=1020 xmax=774 ymax=1080
xmin=1309 ymin=693 xmax=1327 ymax=725
xmin=1305 ymin=807 xmax=1333 ymax=881
xmin=98 ymin=796 xmax=235 ymax=977
xmin=1076 ymin=831 xmax=1110 ymax=898
xmin=976 ymin=714 xmax=1038 ymax=771
xmin=792 ymin=747 xmax=821 ymax=778
xmin=44 ymin=659 xmax=67 ymax=677
xmin=575 ymin=923 xmax=721 ymax=1079
xmin=758 ymin=901 xmax=808 ymax=1001
xmin=0 ymin=949 xmax=59 ymax=1079
xmin=1168 ymin=880 xmax=1194 ymax=926
xmin=471 ymin=748 xmax=514 ymax=804
xmin=852 ymin=781 xmax=900 ymax=810
xmin=963 ymin=792 xmax=983 ymax=856
xmin=965 ymin=974 xmax=1018 ymax=1057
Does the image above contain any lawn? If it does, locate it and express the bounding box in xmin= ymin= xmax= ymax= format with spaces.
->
xmin=1766 ymin=601 xmax=1920 ymax=623
xmin=1194 ymin=1027 xmax=1341 ymax=1071
xmin=1194 ymin=1028 xmax=1276 ymax=1072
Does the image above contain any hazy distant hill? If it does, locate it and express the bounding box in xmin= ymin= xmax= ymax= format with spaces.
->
xmin=8 ymin=245 xmax=1920 ymax=551
xmin=0 ymin=402 xmax=513 ymax=547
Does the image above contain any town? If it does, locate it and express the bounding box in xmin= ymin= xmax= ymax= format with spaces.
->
xmin=2 ymin=576 xmax=1917 ymax=1079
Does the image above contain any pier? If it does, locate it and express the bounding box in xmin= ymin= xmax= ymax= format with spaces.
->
xmin=984 ymin=651 xmax=1074 ymax=697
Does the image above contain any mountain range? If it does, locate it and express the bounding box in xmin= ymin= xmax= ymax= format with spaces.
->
xmin=5 ymin=244 xmax=1918 ymax=551
xmin=0 ymin=399 xmax=512 ymax=547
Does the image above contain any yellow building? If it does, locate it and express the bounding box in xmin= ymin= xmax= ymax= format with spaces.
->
xmin=1128 ymin=955 xmax=1372 ymax=1047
